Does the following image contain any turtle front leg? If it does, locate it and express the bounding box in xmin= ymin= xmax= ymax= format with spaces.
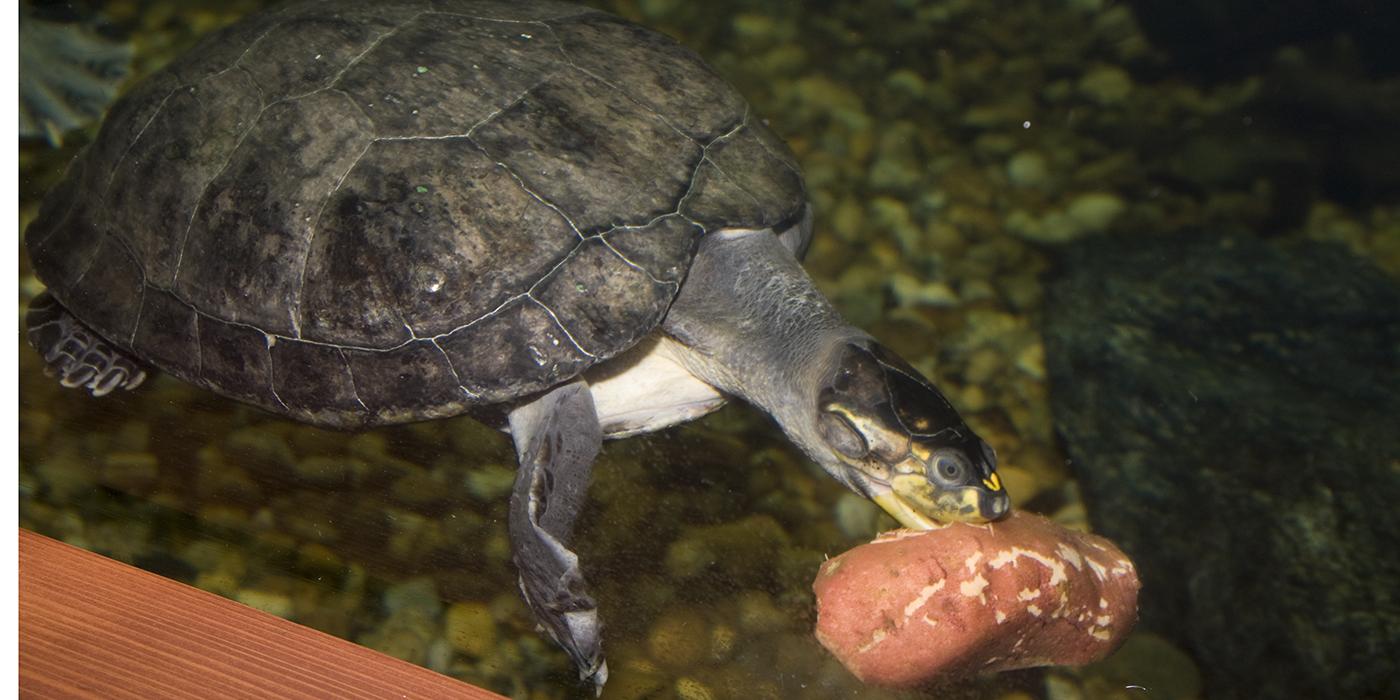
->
xmin=26 ymin=291 xmax=147 ymax=396
xmin=507 ymin=379 xmax=608 ymax=692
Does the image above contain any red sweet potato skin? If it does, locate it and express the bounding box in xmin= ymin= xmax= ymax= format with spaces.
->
xmin=813 ymin=511 xmax=1139 ymax=687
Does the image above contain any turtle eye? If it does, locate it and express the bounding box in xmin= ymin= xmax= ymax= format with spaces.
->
xmin=818 ymin=409 xmax=869 ymax=460
xmin=929 ymin=451 xmax=970 ymax=486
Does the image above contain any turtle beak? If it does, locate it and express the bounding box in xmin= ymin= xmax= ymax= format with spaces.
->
xmin=862 ymin=470 xmax=1010 ymax=530
xmin=872 ymin=490 xmax=944 ymax=530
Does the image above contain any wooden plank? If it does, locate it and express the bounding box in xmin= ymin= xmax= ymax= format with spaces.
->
xmin=18 ymin=529 xmax=506 ymax=699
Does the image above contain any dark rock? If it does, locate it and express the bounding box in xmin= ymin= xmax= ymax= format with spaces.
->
xmin=1126 ymin=0 xmax=1400 ymax=78
xmin=1044 ymin=233 xmax=1400 ymax=700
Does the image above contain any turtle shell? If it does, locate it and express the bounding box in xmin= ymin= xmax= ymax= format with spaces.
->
xmin=25 ymin=0 xmax=806 ymax=428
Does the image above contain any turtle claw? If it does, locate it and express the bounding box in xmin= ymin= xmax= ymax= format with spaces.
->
xmin=507 ymin=380 xmax=609 ymax=692
xmin=26 ymin=292 xmax=148 ymax=397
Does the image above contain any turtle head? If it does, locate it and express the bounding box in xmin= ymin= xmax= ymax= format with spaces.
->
xmin=814 ymin=342 xmax=1009 ymax=529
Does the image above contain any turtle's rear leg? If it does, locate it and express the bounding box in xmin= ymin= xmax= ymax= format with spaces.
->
xmin=26 ymin=291 xmax=147 ymax=397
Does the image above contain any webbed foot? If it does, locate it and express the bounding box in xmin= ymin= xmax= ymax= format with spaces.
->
xmin=26 ymin=292 xmax=146 ymax=396
xmin=507 ymin=380 xmax=608 ymax=693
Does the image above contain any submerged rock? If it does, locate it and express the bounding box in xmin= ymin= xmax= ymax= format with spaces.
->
xmin=1044 ymin=233 xmax=1400 ymax=699
xmin=812 ymin=511 xmax=1138 ymax=687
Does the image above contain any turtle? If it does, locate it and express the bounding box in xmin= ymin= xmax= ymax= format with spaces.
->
xmin=22 ymin=0 xmax=1009 ymax=690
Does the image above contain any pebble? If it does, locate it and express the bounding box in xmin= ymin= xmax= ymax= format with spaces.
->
xmin=674 ymin=677 xmax=716 ymax=700
xmin=1082 ymin=632 xmax=1202 ymax=698
xmin=1014 ymin=339 xmax=1047 ymax=380
xmin=194 ymin=570 xmax=241 ymax=598
xmin=868 ymin=197 xmax=921 ymax=253
xmin=735 ymin=591 xmax=789 ymax=634
xmin=1045 ymin=673 xmax=1088 ymax=700
xmin=885 ymin=68 xmax=927 ymax=97
xmin=646 ymin=608 xmax=710 ymax=669
xmin=445 ymin=601 xmax=497 ymax=658
xmin=889 ymin=273 xmax=960 ymax=309
xmin=709 ymin=623 xmax=738 ymax=662
xmin=235 ymin=588 xmax=295 ymax=619
xmin=18 ymin=409 xmax=53 ymax=450
xmin=112 ymin=421 xmax=151 ymax=452
xmin=665 ymin=537 xmax=714 ymax=580
xmin=602 ymin=654 xmax=667 ymax=700
xmin=1066 ymin=191 xmax=1127 ymax=233
xmin=664 ymin=515 xmax=790 ymax=584
xmin=964 ymin=347 xmax=1006 ymax=385
xmin=830 ymin=197 xmax=865 ymax=241
xmin=731 ymin=13 xmax=778 ymax=43
xmin=996 ymin=465 xmax=1040 ymax=507
xmin=1007 ymin=150 xmax=1051 ymax=189
xmin=1077 ymin=64 xmax=1133 ymax=105
xmin=295 ymin=541 xmax=344 ymax=575
xmin=224 ymin=425 xmax=296 ymax=473
xmin=389 ymin=466 xmax=450 ymax=507
xmin=637 ymin=0 xmax=679 ymax=20
xmin=292 ymin=455 xmax=356 ymax=487
xmin=34 ymin=449 xmax=98 ymax=502
xmin=834 ymin=492 xmax=883 ymax=539
xmin=100 ymin=452 xmax=160 ymax=493
xmin=384 ymin=576 xmax=442 ymax=617
xmin=463 ymin=463 xmax=516 ymax=502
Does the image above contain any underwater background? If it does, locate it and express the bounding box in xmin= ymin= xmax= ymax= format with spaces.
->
xmin=18 ymin=1 xmax=1400 ymax=699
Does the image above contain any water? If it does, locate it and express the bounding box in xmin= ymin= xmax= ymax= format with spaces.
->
xmin=18 ymin=1 xmax=1399 ymax=699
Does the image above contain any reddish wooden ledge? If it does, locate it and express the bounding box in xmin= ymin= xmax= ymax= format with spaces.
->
xmin=19 ymin=529 xmax=505 ymax=699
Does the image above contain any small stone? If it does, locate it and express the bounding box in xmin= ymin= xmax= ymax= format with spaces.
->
xmin=885 ymin=68 xmax=927 ymax=97
xmin=674 ymin=677 xmax=715 ymax=700
xmin=236 ymin=589 xmax=294 ymax=619
xmin=1077 ymin=65 xmax=1133 ymax=105
xmin=463 ymin=463 xmax=516 ymax=502
xmin=647 ymin=608 xmax=709 ymax=669
xmin=760 ymin=44 xmax=807 ymax=75
xmin=194 ymin=570 xmax=241 ymax=598
xmin=1007 ymin=150 xmax=1051 ymax=189
xmin=996 ymin=465 xmax=1040 ymax=508
xmin=709 ymin=623 xmax=738 ymax=662
xmin=196 ymin=505 xmax=251 ymax=531
xmin=390 ymin=466 xmax=450 ymax=507
xmin=1053 ymin=501 xmax=1090 ymax=532
xmin=664 ymin=515 xmax=790 ymax=584
xmin=830 ymin=197 xmax=865 ymax=242
xmin=100 ymin=452 xmax=159 ymax=493
xmin=604 ymin=654 xmax=667 ymax=700
xmin=889 ymin=273 xmax=960 ymax=309
xmin=665 ymin=537 xmax=714 ymax=580
xmin=1083 ymin=632 xmax=1202 ymax=699
xmin=292 ymin=455 xmax=356 ymax=487
xmin=1045 ymin=673 xmax=1088 ymax=700
xmin=958 ymin=384 xmax=990 ymax=413
xmin=362 ymin=623 xmax=432 ymax=665
xmin=1066 ymin=192 xmax=1126 ymax=233
xmin=637 ymin=0 xmax=679 ymax=20
xmin=1014 ymin=340 xmax=1047 ymax=380
xmin=834 ymin=491 xmax=883 ymax=539
xmin=384 ymin=576 xmax=442 ymax=617
xmin=295 ymin=542 xmax=344 ymax=574
xmin=964 ymin=347 xmax=1005 ymax=385
xmin=445 ymin=601 xmax=497 ymax=658
xmin=224 ymin=425 xmax=296 ymax=473
xmin=959 ymin=277 xmax=998 ymax=303
xmin=731 ymin=13 xmax=777 ymax=42
xmin=34 ymin=449 xmax=97 ymax=502
xmin=112 ymin=421 xmax=151 ymax=452
xmin=736 ymin=590 xmax=789 ymax=634
xmin=18 ymin=408 xmax=53 ymax=450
